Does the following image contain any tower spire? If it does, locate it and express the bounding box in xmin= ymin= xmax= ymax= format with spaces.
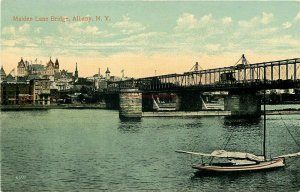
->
xmin=105 ymin=67 xmax=110 ymax=80
xmin=74 ymin=62 xmax=79 ymax=80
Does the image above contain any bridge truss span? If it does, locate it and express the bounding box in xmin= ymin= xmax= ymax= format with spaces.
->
xmin=114 ymin=58 xmax=300 ymax=92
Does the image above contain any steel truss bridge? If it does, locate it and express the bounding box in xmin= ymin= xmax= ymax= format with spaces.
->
xmin=108 ymin=58 xmax=300 ymax=92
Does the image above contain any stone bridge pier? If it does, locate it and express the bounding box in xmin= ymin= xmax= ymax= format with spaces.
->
xmin=118 ymin=89 xmax=262 ymax=119
xmin=119 ymin=89 xmax=142 ymax=119
xmin=224 ymin=90 xmax=261 ymax=118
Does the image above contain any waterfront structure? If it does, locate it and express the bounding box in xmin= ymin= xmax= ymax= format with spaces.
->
xmin=119 ymin=89 xmax=142 ymax=119
xmin=31 ymin=79 xmax=51 ymax=105
xmin=1 ymin=79 xmax=51 ymax=105
xmin=104 ymin=57 xmax=300 ymax=119
xmin=12 ymin=57 xmax=80 ymax=104
xmin=1 ymin=81 xmax=32 ymax=105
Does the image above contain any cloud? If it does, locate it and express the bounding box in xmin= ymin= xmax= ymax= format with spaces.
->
xmin=85 ymin=26 xmax=99 ymax=34
xmin=222 ymin=17 xmax=232 ymax=25
xmin=295 ymin=11 xmax=300 ymax=20
xmin=34 ymin=27 xmax=42 ymax=34
xmin=1 ymin=8 xmax=298 ymax=68
xmin=174 ymin=13 xmax=224 ymax=40
xmin=1 ymin=36 xmax=37 ymax=47
xmin=2 ymin=26 xmax=16 ymax=36
xmin=18 ymin=23 xmax=30 ymax=33
xmin=260 ymin=35 xmax=300 ymax=51
xmin=121 ymin=32 xmax=164 ymax=43
xmin=1 ymin=39 xmax=18 ymax=46
xmin=175 ymin=13 xmax=214 ymax=32
xmin=252 ymin=27 xmax=278 ymax=36
xmin=238 ymin=20 xmax=253 ymax=28
xmin=282 ymin=22 xmax=292 ymax=29
xmin=111 ymin=16 xmax=145 ymax=34
xmin=238 ymin=17 xmax=259 ymax=28
xmin=2 ymin=24 xmax=41 ymax=49
xmin=200 ymin=13 xmax=213 ymax=24
xmin=238 ymin=12 xmax=274 ymax=28
xmin=176 ymin=13 xmax=198 ymax=30
xmin=261 ymin=12 xmax=273 ymax=24
xmin=59 ymin=22 xmax=83 ymax=34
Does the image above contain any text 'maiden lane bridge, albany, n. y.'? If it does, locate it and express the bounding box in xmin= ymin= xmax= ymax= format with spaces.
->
xmin=104 ymin=56 xmax=300 ymax=119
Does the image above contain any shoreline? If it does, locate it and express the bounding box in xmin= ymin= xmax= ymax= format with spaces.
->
xmin=1 ymin=105 xmax=300 ymax=116
xmin=0 ymin=104 xmax=107 ymax=111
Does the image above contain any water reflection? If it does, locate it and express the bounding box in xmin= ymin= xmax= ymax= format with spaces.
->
xmin=191 ymin=167 xmax=283 ymax=179
xmin=2 ymin=109 xmax=299 ymax=191
xmin=191 ymin=171 xmax=247 ymax=179
xmin=184 ymin=120 xmax=203 ymax=129
xmin=223 ymin=117 xmax=261 ymax=126
xmin=118 ymin=119 xmax=142 ymax=133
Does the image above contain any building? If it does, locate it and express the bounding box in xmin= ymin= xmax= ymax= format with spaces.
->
xmin=16 ymin=57 xmax=60 ymax=78
xmin=31 ymin=79 xmax=51 ymax=105
xmin=1 ymin=79 xmax=51 ymax=105
xmin=1 ymin=81 xmax=32 ymax=105
xmin=17 ymin=58 xmax=28 ymax=77
xmin=44 ymin=58 xmax=55 ymax=76
xmin=0 ymin=66 xmax=7 ymax=82
xmin=28 ymin=64 xmax=44 ymax=75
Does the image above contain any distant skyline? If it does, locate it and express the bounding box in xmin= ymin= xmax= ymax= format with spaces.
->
xmin=1 ymin=0 xmax=300 ymax=77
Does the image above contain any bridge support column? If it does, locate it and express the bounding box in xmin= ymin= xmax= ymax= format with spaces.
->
xmin=119 ymin=89 xmax=142 ymax=119
xmin=225 ymin=91 xmax=261 ymax=118
xmin=176 ymin=91 xmax=202 ymax=111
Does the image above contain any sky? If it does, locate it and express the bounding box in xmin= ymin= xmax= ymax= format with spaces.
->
xmin=1 ymin=0 xmax=300 ymax=77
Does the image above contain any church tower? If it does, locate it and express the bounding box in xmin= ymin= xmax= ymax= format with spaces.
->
xmin=54 ymin=58 xmax=59 ymax=73
xmin=74 ymin=62 xmax=78 ymax=80
xmin=105 ymin=68 xmax=110 ymax=80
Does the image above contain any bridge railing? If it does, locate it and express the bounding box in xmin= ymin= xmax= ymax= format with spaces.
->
xmin=115 ymin=58 xmax=300 ymax=91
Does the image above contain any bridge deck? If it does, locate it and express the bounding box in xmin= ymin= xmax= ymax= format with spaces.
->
xmin=107 ymin=58 xmax=300 ymax=92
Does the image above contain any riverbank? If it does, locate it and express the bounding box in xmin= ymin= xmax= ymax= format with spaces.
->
xmin=0 ymin=104 xmax=107 ymax=111
xmin=2 ymin=105 xmax=300 ymax=117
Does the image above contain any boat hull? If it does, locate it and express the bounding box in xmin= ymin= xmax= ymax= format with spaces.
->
xmin=192 ymin=158 xmax=285 ymax=173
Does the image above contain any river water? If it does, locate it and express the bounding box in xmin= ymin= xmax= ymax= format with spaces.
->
xmin=1 ymin=107 xmax=300 ymax=191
